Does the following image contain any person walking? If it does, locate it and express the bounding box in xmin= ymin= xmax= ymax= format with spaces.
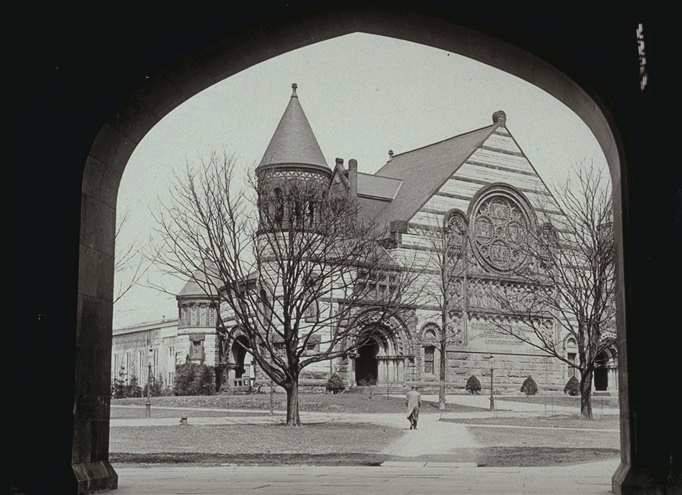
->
xmin=406 ymin=386 xmax=421 ymax=430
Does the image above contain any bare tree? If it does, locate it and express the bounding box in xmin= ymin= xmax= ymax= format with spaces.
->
xmin=487 ymin=165 xmax=616 ymax=419
xmin=154 ymin=152 xmax=421 ymax=425
xmin=413 ymin=211 xmax=470 ymax=410
xmin=114 ymin=209 xmax=157 ymax=305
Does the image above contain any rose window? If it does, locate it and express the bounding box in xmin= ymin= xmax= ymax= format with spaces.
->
xmin=472 ymin=194 xmax=529 ymax=272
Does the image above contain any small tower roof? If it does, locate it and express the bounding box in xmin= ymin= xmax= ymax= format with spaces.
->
xmin=177 ymin=263 xmax=221 ymax=300
xmin=258 ymin=83 xmax=329 ymax=171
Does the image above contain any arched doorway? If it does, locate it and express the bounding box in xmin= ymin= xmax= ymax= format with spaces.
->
xmin=232 ymin=336 xmax=249 ymax=381
xmin=355 ymin=339 xmax=380 ymax=385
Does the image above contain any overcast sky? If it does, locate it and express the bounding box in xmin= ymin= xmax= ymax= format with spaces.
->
xmin=114 ymin=32 xmax=609 ymax=329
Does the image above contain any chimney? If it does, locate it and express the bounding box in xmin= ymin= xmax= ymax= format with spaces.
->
xmin=348 ymin=159 xmax=358 ymax=197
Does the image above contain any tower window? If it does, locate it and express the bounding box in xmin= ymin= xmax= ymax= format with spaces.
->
xmin=273 ymin=188 xmax=284 ymax=225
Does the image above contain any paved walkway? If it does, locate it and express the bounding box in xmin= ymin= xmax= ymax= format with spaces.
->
xmin=381 ymin=413 xmax=480 ymax=457
xmin=113 ymin=458 xmax=619 ymax=494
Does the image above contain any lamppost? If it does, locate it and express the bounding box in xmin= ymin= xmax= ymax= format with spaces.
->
xmin=145 ymin=345 xmax=153 ymax=418
xmin=488 ymin=354 xmax=495 ymax=411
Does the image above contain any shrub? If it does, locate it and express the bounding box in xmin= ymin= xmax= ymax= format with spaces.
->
xmin=564 ymin=376 xmax=580 ymax=396
xmin=126 ymin=375 xmax=142 ymax=398
xmin=174 ymin=358 xmax=216 ymax=396
xmin=326 ymin=373 xmax=346 ymax=394
xmin=143 ymin=375 xmax=166 ymax=397
xmin=112 ymin=366 xmax=127 ymax=398
xmin=465 ymin=375 xmax=481 ymax=394
xmin=520 ymin=376 xmax=538 ymax=396
xmin=198 ymin=366 xmax=216 ymax=395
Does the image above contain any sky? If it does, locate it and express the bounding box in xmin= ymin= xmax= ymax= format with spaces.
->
xmin=114 ymin=32 xmax=609 ymax=329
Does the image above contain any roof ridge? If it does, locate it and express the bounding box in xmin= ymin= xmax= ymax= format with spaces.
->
xmin=375 ymin=123 xmax=496 ymax=175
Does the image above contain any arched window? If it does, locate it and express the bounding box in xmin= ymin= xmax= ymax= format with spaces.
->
xmin=273 ymin=188 xmax=284 ymax=225
xmin=424 ymin=346 xmax=435 ymax=374
xmin=421 ymin=326 xmax=439 ymax=375
xmin=307 ymin=199 xmax=315 ymax=227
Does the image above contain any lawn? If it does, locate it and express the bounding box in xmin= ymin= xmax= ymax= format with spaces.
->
xmin=499 ymin=394 xmax=620 ymax=409
xmin=110 ymin=422 xmax=401 ymax=456
xmin=112 ymin=392 xmax=486 ymax=414
xmin=111 ymin=407 xmax=275 ymax=419
xmin=465 ymin=424 xmax=619 ymax=450
xmin=441 ymin=414 xmax=619 ymax=430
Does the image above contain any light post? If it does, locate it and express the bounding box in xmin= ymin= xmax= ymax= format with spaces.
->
xmin=145 ymin=345 xmax=153 ymax=418
xmin=488 ymin=354 xmax=495 ymax=411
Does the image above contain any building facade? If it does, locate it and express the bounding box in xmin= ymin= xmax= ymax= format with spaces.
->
xmin=112 ymin=85 xmax=617 ymax=394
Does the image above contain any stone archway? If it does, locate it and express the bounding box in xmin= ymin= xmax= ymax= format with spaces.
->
xmin=232 ymin=336 xmax=249 ymax=381
xmin=20 ymin=11 xmax=672 ymax=495
xmin=355 ymin=338 xmax=380 ymax=386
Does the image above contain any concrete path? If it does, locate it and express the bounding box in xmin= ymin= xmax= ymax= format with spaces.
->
xmin=113 ymin=458 xmax=619 ymax=494
xmin=381 ymin=413 xmax=480 ymax=457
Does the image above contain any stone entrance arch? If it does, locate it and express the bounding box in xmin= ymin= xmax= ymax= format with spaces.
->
xmin=353 ymin=324 xmax=405 ymax=386
xmin=355 ymin=338 xmax=379 ymax=385
xmin=16 ymin=9 xmax=674 ymax=495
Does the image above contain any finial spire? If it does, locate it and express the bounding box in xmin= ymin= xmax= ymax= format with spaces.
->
xmin=291 ymin=83 xmax=298 ymax=97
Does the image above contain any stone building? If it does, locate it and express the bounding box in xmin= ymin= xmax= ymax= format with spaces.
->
xmin=112 ymin=85 xmax=617 ymax=394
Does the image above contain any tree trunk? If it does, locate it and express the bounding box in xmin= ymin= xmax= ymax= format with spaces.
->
xmin=579 ymin=368 xmax=593 ymax=419
xmin=438 ymin=340 xmax=447 ymax=410
xmin=285 ymin=380 xmax=301 ymax=426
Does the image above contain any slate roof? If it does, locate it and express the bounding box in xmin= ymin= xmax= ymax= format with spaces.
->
xmin=258 ymin=84 xmax=329 ymax=171
xmin=367 ymin=122 xmax=500 ymax=228
xmin=177 ymin=262 xmax=222 ymax=298
xmin=356 ymin=173 xmax=402 ymax=201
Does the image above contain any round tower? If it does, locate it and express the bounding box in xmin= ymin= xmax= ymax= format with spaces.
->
xmin=257 ymin=83 xmax=332 ymax=231
xmin=176 ymin=270 xmax=219 ymax=366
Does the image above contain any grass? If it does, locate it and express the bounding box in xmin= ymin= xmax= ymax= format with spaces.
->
xmin=441 ymin=414 xmax=619 ymax=430
xmin=111 ymin=407 xmax=274 ymax=419
xmin=500 ymin=394 xmax=620 ymax=409
xmin=464 ymin=423 xmax=619 ymax=450
xmin=110 ymin=422 xmax=402 ymax=455
xmin=112 ymin=392 xmax=487 ymax=414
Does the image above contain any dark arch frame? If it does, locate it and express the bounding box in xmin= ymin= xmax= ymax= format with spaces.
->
xmin=75 ymin=20 xmax=630 ymax=491
xmin=15 ymin=9 xmax=674 ymax=495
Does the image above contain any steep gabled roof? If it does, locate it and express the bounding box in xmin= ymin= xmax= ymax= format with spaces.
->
xmin=258 ymin=83 xmax=328 ymax=171
xmin=369 ymin=122 xmax=499 ymax=228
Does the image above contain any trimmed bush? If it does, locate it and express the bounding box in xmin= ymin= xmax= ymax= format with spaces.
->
xmin=326 ymin=373 xmax=346 ymax=394
xmin=127 ymin=375 xmax=142 ymax=398
xmin=520 ymin=376 xmax=538 ymax=396
xmin=112 ymin=366 xmax=127 ymax=398
xmin=465 ymin=375 xmax=481 ymax=394
xmin=143 ymin=375 xmax=167 ymax=397
xmin=564 ymin=376 xmax=580 ymax=396
xmin=174 ymin=358 xmax=216 ymax=396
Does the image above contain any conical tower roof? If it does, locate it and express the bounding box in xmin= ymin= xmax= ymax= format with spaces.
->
xmin=258 ymin=83 xmax=329 ymax=172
